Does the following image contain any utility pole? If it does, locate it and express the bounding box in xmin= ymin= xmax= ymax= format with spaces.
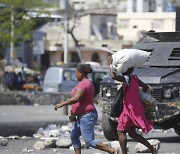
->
xmin=60 ymin=0 xmax=68 ymax=64
xmin=10 ymin=8 xmax=14 ymax=61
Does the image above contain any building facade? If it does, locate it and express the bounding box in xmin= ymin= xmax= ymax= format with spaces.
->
xmin=42 ymin=13 xmax=124 ymax=68
xmin=117 ymin=12 xmax=176 ymax=42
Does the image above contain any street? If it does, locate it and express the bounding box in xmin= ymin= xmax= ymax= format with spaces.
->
xmin=1 ymin=1 xmax=180 ymax=154
xmin=0 ymin=128 xmax=179 ymax=154
xmin=0 ymin=105 xmax=179 ymax=154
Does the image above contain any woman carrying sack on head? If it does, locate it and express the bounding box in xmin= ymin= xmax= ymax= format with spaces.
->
xmin=108 ymin=56 xmax=158 ymax=154
xmin=54 ymin=64 xmax=116 ymax=154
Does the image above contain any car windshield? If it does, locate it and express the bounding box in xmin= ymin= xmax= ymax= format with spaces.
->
xmin=88 ymin=71 xmax=109 ymax=82
xmin=44 ymin=68 xmax=60 ymax=83
xmin=94 ymin=72 xmax=108 ymax=81
xmin=63 ymin=70 xmax=76 ymax=81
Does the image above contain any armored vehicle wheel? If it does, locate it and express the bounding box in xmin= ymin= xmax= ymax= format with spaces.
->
xmin=174 ymin=126 xmax=180 ymax=135
xmin=174 ymin=121 xmax=180 ymax=135
xmin=102 ymin=113 xmax=118 ymax=141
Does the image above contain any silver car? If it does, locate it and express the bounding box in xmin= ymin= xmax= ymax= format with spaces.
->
xmin=43 ymin=66 xmax=78 ymax=93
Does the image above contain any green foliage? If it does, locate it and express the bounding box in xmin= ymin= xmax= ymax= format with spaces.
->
xmin=0 ymin=0 xmax=49 ymax=58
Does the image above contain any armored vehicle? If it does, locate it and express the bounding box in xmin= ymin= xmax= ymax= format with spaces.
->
xmin=100 ymin=32 xmax=180 ymax=141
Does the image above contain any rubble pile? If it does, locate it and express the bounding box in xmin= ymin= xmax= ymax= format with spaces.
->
xmin=33 ymin=123 xmax=72 ymax=139
xmin=32 ymin=123 xmax=105 ymax=150
xmin=0 ymin=123 xmax=164 ymax=153
xmin=32 ymin=123 xmax=161 ymax=152
xmin=33 ymin=123 xmax=104 ymax=139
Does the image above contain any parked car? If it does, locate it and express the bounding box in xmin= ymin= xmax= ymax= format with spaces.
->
xmin=100 ymin=31 xmax=180 ymax=141
xmin=82 ymin=61 xmax=110 ymax=83
xmin=43 ymin=64 xmax=109 ymax=94
xmin=43 ymin=66 xmax=78 ymax=93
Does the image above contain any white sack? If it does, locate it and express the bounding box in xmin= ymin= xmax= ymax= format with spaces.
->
xmin=110 ymin=49 xmax=150 ymax=74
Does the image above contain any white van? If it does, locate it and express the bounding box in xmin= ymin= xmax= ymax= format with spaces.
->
xmin=43 ymin=66 xmax=78 ymax=93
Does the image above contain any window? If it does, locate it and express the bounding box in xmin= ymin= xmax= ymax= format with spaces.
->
xmin=87 ymin=71 xmax=108 ymax=82
xmin=133 ymin=25 xmax=137 ymax=29
xmin=71 ymin=52 xmax=80 ymax=62
xmin=63 ymin=70 xmax=76 ymax=81
xmin=91 ymin=53 xmax=100 ymax=62
xmin=94 ymin=72 xmax=108 ymax=82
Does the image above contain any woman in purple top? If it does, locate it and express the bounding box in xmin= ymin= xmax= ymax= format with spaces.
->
xmin=54 ymin=64 xmax=116 ymax=154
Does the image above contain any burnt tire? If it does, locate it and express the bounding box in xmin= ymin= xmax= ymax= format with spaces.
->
xmin=102 ymin=113 xmax=118 ymax=141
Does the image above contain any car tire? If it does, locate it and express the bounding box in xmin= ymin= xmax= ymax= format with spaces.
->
xmin=102 ymin=113 xmax=118 ymax=141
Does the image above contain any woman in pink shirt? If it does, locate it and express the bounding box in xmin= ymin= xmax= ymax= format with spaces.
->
xmin=54 ymin=64 xmax=116 ymax=154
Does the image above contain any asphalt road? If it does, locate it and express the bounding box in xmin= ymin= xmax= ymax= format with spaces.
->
xmin=0 ymin=129 xmax=179 ymax=154
xmin=0 ymin=105 xmax=69 ymax=136
xmin=0 ymin=104 xmax=103 ymax=136
xmin=0 ymin=105 xmax=179 ymax=153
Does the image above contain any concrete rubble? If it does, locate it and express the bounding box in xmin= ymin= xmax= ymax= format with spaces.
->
xmin=1 ymin=122 xmax=173 ymax=153
xmin=0 ymin=89 xmax=166 ymax=153
xmin=135 ymin=139 xmax=160 ymax=153
xmin=0 ymin=138 xmax=8 ymax=146
xmin=32 ymin=123 xmax=104 ymax=150
xmin=22 ymin=147 xmax=34 ymax=153
xmin=32 ymin=123 xmax=162 ymax=152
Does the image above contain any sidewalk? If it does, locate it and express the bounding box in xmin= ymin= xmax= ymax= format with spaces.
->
xmin=0 ymin=104 xmax=103 ymax=136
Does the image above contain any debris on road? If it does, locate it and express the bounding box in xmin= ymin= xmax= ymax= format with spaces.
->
xmin=134 ymin=139 xmax=160 ymax=153
xmin=0 ymin=138 xmax=8 ymax=146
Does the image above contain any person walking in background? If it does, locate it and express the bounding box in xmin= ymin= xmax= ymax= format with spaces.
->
xmin=54 ymin=64 xmax=117 ymax=154
xmin=21 ymin=67 xmax=27 ymax=84
xmin=108 ymin=56 xmax=158 ymax=154
xmin=5 ymin=71 xmax=13 ymax=90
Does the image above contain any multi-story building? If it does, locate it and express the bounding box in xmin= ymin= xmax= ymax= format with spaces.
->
xmin=126 ymin=0 xmax=176 ymax=12
xmin=41 ymin=12 xmax=124 ymax=67
xmin=20 ymin=0 xmax=178 ymax=69
xmin=117 ymin=12 xmax=176 ymax=42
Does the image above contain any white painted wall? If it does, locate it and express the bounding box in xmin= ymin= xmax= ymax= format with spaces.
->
xmin=117 ymin=12 xmax=175 ymax=42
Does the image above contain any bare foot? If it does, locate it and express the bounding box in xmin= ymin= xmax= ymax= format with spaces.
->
xmin=110 ymin=148 xmax=119 ymax=154
xmin=152 ymin=145 xmax=158 ymax=154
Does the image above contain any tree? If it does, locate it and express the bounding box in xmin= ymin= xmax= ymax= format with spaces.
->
xmin=0 ymin=0 xmax=48 ymax=61
xmin=0 ymin=0 xmax=49 ymax=89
